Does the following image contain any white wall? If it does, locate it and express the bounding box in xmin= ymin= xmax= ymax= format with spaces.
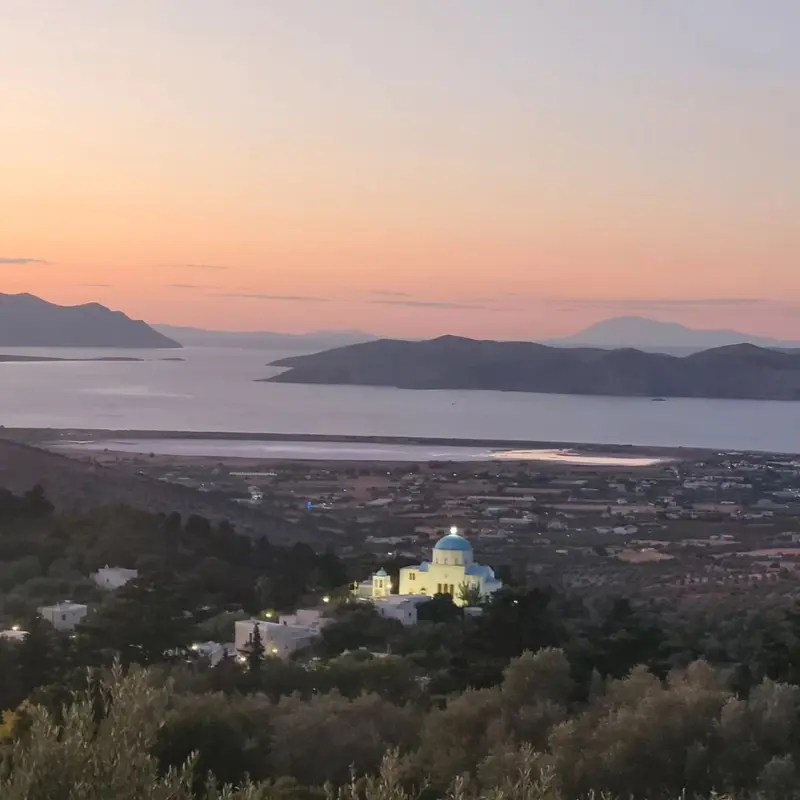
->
xmin=234 ymin=619 xmax=320 ymax=659
xmin=92 ymin=567 xmax=138 ymax=590
xmin=39 ymin=604 xmax=88 ymax=631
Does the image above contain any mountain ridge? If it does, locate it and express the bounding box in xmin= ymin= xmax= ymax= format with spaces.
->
xmin=0 ymin=293 xmax=180 ymax=349
xmin=262 ymin=336 xmax=800 ymax=401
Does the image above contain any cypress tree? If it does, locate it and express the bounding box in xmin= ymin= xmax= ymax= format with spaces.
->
xmin=246 ymin=623 xmax=265 ymax=673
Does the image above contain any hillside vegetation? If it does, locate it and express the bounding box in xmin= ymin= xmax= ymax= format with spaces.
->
xmin=3 ymin=488 xmax=800 ymax=797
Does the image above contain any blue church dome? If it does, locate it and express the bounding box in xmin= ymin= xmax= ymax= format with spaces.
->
xmin=434 ymin=528 xmax=472 ymax=552
xmin=374 ymin=568 xmax=388 ymax=577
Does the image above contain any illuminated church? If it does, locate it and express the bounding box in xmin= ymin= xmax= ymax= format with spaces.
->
xmin=394 ymin=527 xmax=503 ymax=605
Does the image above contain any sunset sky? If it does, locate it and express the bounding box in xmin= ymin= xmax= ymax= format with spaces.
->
xmin=2 ymin=1 xmax=798 ymax=339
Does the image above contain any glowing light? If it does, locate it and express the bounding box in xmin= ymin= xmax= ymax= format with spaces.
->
xmin=270 ymin=646 xmax=278 ymax=654
xmin=264 ymin=610 xmax=274 ymax=619
xmin=449 ymin=525 xmax=458 ymax=535
xmin=322 ymin=595 xmax=331 ymax=604
xmin=11 ymin=624 xmax=20 ymax=632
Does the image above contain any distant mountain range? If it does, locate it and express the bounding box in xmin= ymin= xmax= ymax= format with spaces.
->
xmin=2 ymin=292 xmax=795 ymax=361
xmin=0 ymin=294 xmax=179 ymax=349
xmin=153 ymin=324 xmax=375 ymax=351
xmin=264 ymin=335 xmax=800 ymax=401
xmin=158 ymin=316 xmax=798 ymax=354
xmin=548 ymin=316 xmax=800 ymax=353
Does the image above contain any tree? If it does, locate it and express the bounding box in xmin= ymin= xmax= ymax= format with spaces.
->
xmin=0 ymin=638 xmax=23 ymax=712
xmin=457 ymin=582 xmax=483 ymax=607
xmin=549 ymin=661 xmax=730 ymax=798
xmin=0 ymin=665 xmax=266 ymax=799
xmin=154 ymin=692 xmax=274 ymax=791
xmin=268 ymin=691 xmax=417 ymax=787
xmin=416 ymin=686 xmax=505 ymax=788
xmin=417 ymin=594 xmax=461 ymax=624
xmin=76 ymin=572 xmax=195 ymax=666
xmin=254 ymin=576 xmax=274 ymax=610
xmin=246 ymin=623 xmax=265 ymax=673
xmin=501 ymin=648 xmax=574 ymax=708
xmin=194 ymin=610 xmax=250 ymax=644
xmin=318 ymin=607 xmax=402 ymax=657
xmin=15 ymin=614 xmax=69 ymax=698
xmin=317 ymin=550 xmax=348 ymax=590
xmin=321 ymin=654 xmax=421 ymax=705
xmin=500 ymin=649 xmax=572 ymax=750
xmin=22 ymin=485 xmax=54 ymax=518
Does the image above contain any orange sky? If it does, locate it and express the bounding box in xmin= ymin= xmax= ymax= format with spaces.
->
xmin=1 ymin=2 xmax=798 ymax=339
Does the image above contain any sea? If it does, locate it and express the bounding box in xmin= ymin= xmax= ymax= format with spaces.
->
xmin=0 ymin=345 xmax=799 ymax=455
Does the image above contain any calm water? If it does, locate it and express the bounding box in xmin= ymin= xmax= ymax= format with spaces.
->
xmin=0 ymin=345 xmax=797 ymax=453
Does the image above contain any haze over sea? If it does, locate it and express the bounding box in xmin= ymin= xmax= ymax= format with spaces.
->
xmin=1 ymin=346 xmax=798 ymax=454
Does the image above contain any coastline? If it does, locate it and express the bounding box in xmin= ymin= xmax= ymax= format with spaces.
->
xmin=0 ymin=356 xmax=145 ymax=363
xmin=0 ymin=427 xmax=748 ymax=461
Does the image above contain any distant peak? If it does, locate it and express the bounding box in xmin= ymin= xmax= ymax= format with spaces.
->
xmin=429 ymin=334 xmax=475 ymax=343
xmin=553 ymin=314 xmax=790 ymax=352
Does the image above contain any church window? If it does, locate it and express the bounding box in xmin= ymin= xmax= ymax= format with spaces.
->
xmin=409 ymin=572 xmax=416 ymax=581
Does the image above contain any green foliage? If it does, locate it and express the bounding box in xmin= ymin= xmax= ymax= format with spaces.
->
xmin=0 ymin=665 xmax=265 ymax=799
xmin=14 ymin=487 xmax=800 ymax=797
xmin=318 ymin=606 xmax=403 ymax=657
xmin=11 ymin=654 xmax=800 ymax=799
xmin=195 ymin=610 xmax=251 ymax=643
xmin=154 ymin=692 xmax=274 ymax=791
xmin=416 ymin=594 xmax=461 ymax=624
xmin=16 ymin=614 xmax=72 ymax=697
xmin=457 ymin=582 xmax=483 ymax=607
xmin=0 ymin=489 xmax=351 ymax=632
xmin=268 ymin=691 xmax=418 ymax=787
xmin=76 ymin=571 xmax=196 ymax=666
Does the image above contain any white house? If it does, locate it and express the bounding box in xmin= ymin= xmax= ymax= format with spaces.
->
xmin=372 ymin=595 xmax=432 ymax=625
xmin=234 ymin=610 xmax=329 ymax=660
xmin=0 ymin=627 xmax=27 ymax=642
xmin=395 ymin=527 xmax=503 ymax=606
xmin=190 ymin=641 xmax=235 ymax=666
xmin=92 ymin=566 xmax=138 ymax=591
xmin=38 ymin=602 xmax=88 ymax=631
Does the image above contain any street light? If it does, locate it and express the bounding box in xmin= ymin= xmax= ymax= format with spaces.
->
xmin=322 ymin=595 xmax=331 ymax=604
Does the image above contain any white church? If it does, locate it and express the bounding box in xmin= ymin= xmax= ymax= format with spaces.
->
xmin=359 ymin=527 xmax=503 ymax=613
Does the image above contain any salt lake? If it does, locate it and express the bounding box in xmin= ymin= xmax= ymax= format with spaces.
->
xmin=52 ymin=439 xmax=666 ymax=466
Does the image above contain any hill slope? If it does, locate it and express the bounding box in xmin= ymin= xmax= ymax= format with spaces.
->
xmin=0 ymin=438 xmax=288 ymax=535
xmin=0 ymin=293 xmax=180 ymax=348
xmin=263 ymin=336 xmax=800 ymax=400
